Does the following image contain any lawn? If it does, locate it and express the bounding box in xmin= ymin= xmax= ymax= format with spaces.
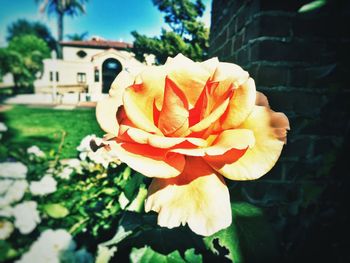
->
xmin=0 ymin=105 xmax=104 ymax=158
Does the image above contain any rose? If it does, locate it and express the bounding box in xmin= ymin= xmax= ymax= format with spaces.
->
xmin=96 ymin=54 xmax=289 ymax=236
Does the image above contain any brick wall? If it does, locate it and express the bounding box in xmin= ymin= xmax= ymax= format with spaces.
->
xmin=210 ymin=0 xmax=350 ymax=261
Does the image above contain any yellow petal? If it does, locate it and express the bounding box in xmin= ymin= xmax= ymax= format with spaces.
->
xmin=138 ymin=65 xmax=167 ymax=110
xmin=211 ymin=62 xmax=249 ymax=98
xmin=145 ymin=157 xmax=231 ymax=236
xmin=123 ymin=84 xmax=163 ymax=135
xmin=200 ymin=57 xmax=219 ymax=76
xmin=171 ymin=129 xmax=254 ymax=156
xmin=221 ymin=77 xmax=257 ymax=129
xmin=189 ymin=93 xmax=231 ymax=133
xmin=158 ymin=77 xmax=189 ymax=136
xmin=255 ymin=91 xmax=269 ymax=107
xmin=166 ymin=54 xmax=211 ymax=108
xmin=119 ymin=124 xmax=208 ymax=149
xmin=106 ymin=140 xmax=185 ymax=178
xmin=109 ymin=70 xmax=137 ymax=98
xmin=205 ymin=106 xmax=289 ymax=181
xmin=96 ymin=96 xmax=120 ymax=135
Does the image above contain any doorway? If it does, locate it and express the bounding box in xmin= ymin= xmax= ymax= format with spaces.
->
xmin=102 ymin=58 xmax=122 ymax=93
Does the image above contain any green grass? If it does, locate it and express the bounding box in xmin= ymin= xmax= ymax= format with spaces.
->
xmin=0 ymin=105 xmax=104 ymax=158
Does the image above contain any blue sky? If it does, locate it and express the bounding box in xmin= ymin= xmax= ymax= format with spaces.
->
xmin=0 ymin=0 xmax=212 ymax=47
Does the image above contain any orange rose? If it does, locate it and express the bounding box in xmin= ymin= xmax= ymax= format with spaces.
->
xmin=96 ymin=54 xmax=289 ymax=236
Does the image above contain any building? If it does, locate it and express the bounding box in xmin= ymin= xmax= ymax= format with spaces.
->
xmin=34 ymin=37 xmax=148 ymax=101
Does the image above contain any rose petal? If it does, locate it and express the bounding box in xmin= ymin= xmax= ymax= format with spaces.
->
xmin=109 ymin=70 xmax=137 ymax=98
xmin=138 ymin=65 xmax=167 ymax=110
xmin=123 ymin=84 xmax=163 ymax=135
xmin=211 ymin=62 xmax=249 ymax=97
xmin=189 ymin=84 xmax=233 ymax=134
xmin=166 ymin=54 xmax=211 ymax=108
xmin=200 ymin=57 xmax=219 ymax=76
xmin=106 ymin=140 xmax=185 ymax=178
xmin=158 ymin=77 xmax=189 ymax=137
xmin=205 ymin=106 xmax=289 ymax=180
xmin=119 ymin=124 xmax=208 ymax=149
xmin=220 ymin=77 xmax=257 ymax=129
xmin=145 ymin=157 xmax=231 ymax=236
xmin=255 ymin=91 xmax=270 ymax=107
xmin=96 ymin=96 xmax=120 ymax=135
xmin=171 ymin=129 xmax=255 ymax=156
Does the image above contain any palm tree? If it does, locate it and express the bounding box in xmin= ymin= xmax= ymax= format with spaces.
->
xmin=66 ymin=31 xmax=89 ymax=41
xmin=36 ymin=0 xmax=88 ymax=58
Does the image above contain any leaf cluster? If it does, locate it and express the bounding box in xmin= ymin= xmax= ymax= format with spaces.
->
xmin=36 ymin=0 xmax=88 ymax=16
xmin=132 ymin=0 xmax=209 ymax=64
xmin=0 ymin=126 xmax=279 ymax=262
xmin=0 ymin=35 xmax=50 ymax=90
xmin=6 ymin=19 xmax=57 ymax=51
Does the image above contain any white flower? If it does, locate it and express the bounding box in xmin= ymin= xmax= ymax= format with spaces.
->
xmin=0 ymin=162 xmax=27 ymax=179
xmin=16 ymin=229 xmax=76 ymax=263
xmin=30 ymin=175 xmax=57 ymax=196
xmin=27 ymin=146 xmax=46 ymax=158
xmin=0 ymin=179 xmax=13 ymax=195
xmin=0 ymin=206 xmax=13 ymax=217
xmin=0 ymin=180 xmax=28 ymax=208
xmin=77 ymin=134 xmax=97 ymax=155
xmin=0 ymin=122 xmax=7 ymax=132
xmin=87 ymin=150 xmax=110 ymax=168
xmin=57 ymin=167 xmax=73 ymax=180
xmin=61 ymin=158 xmax=83 ymax=174
xmin=66 ymin=158 xmax=81 ymax=168
xmin=77 ymin=134 xmax=119 ymax=168
xmin=0 ymin=220 xmax=14 ymax=240
xmin=13 ymin=201 xmax=41 ymax=234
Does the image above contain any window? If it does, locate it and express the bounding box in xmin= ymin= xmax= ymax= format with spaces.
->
xmin=94 ymin=69 xmax=99 ymax=82
xmin=77 ymin=72 xmax=86 ymax=83
xmin=77 ymin=50 xmax=87 ymax=58
xmin=50 ymin=71 xmax=59 ymax=82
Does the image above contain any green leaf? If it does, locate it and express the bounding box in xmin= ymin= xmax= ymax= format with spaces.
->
xmin=203 ymin=202 xmax=279 ymax=262
xmin=95 ymin=245 xmax=117 ymax=263
xmin=101 ymin=187 xmax=117 ymax=195
xmin=122 ymin=166 xmax=131 ymax=180
xmin=184 ymin=248 xmax=202 ymax=263
xmin=43 ymin=203 xmax=69 ymax=218
xmin=0 ymin=240 xmax=17 ymax=262
xmin=100 ymin=212 xmax=145 ymax=247
xmin=118 ymin=192 xmax=130 ymax=209
xmin=298 ymin=0 xmax=326 ymax=13
xmin=127 ymin=185 xmax=148 ymax=212
xmin=123 ymin=172 xmax=144 ymax=200
xmin=130 ymin=246 xmax=185 ymax=263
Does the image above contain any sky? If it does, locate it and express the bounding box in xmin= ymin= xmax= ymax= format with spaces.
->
xmin=0 ymin=0 xmax=212 ymax=47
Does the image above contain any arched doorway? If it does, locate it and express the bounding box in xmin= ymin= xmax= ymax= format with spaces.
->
xmin=102 ymin=58 xmax=122 ymax=93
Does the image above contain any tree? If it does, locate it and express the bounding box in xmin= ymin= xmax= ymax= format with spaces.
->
xmin=66 ymin=31 xmax=89 ymax=41
xmin=36 ymin=0 xmax=88 ymax=58
xmin=132 ymin=0 xmax=209 ymax=64
xmin=2 ymin=35 xmax=51 ymax=93
xmin=7 ymin=19 xmax=57 ymax=51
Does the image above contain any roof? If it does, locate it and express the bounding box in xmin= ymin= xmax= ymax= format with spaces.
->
xmin=60 ymin=40 xmax=133 ymax=50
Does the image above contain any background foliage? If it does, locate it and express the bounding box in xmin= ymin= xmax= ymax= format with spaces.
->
xmin=132 ymin=0 xmax=209 ymax=64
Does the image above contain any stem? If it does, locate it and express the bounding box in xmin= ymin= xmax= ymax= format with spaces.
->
xmin=69 ymin=217 xmax=89 ymax=234
xmin=53 ymin=130 xmax=66 ymax=168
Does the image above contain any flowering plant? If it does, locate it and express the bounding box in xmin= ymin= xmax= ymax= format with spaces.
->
xmin=0 ymin=54 xmax=289 ymax=262
xmin=96 ymin=54 xmax=289 ymax=236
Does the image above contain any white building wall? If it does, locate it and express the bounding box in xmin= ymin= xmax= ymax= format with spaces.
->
xmin=34 ymin=45 xmax=146 ymax=100
xmin=34 ymin=59 xmax=93 ymax=86
xmin=62 ymin=46 xmax=104 ymax=62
